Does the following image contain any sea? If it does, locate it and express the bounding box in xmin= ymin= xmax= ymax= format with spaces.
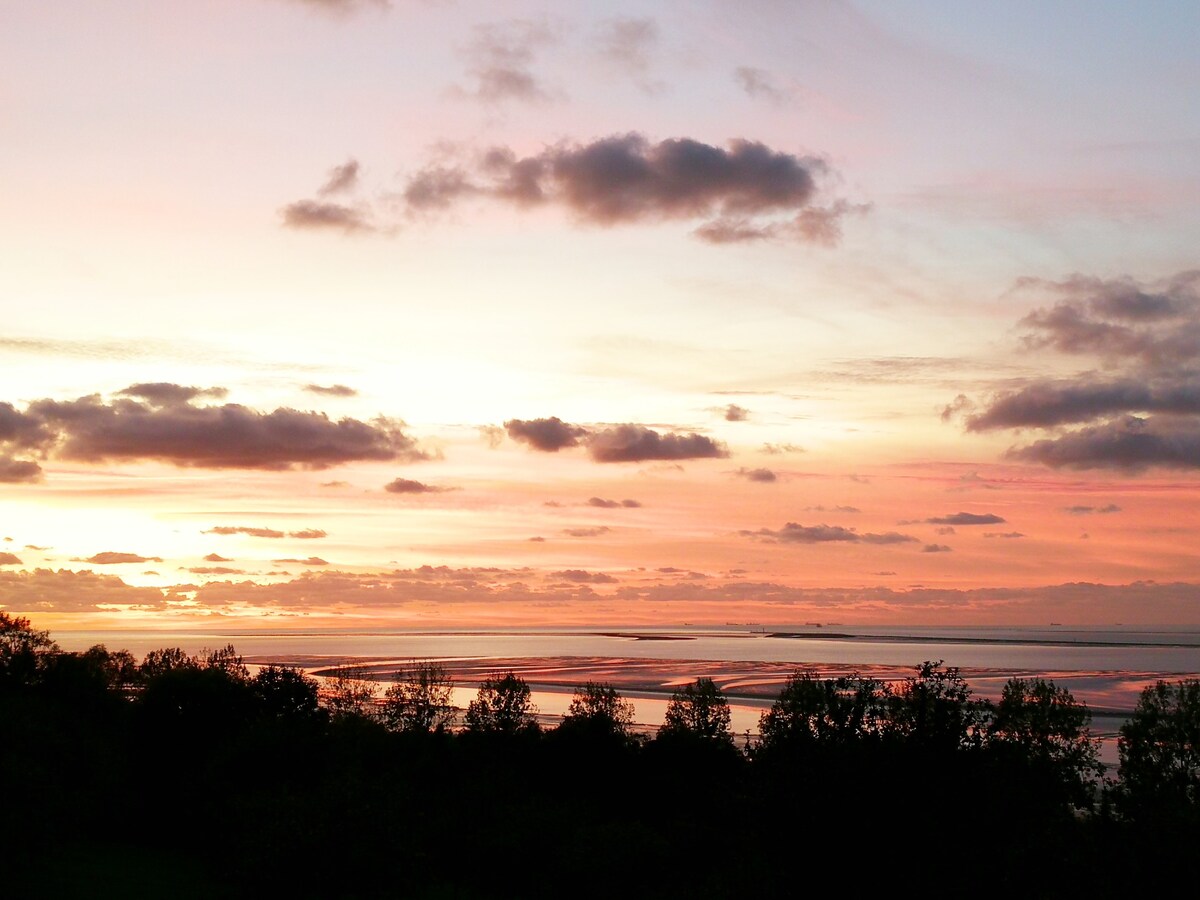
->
xmin=54 ymin=624 xmax=1200 ymax=766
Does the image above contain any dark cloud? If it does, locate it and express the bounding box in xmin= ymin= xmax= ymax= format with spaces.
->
xmin=736 ymin=467 xmax=777 ymax=483
xmin=723 ymin=404 xmax=749 ymax=422
xmin=458 ymin=19 xmax=558 ymax=104
xmin=318 ymin=159 xmax=360 ymax=196
xmin=83 ymin=552 xmax=163 ymax=565
xmin=272 ymin=557 xmax=330 ymax=566
xmin=304 ymin=383 xmax=357 ymax=397
xmin=922 ymin=544 xmax=953 ymax=553
xmin=983 ymin=532 xmax=1025 ymax=539
xmin=742 ymin=523 xmax=918 ymax=545
xmin=1008 ymin=416 xmax=1200 ymax=471
xmin=527 ymin=536 xmax=546 ymax=542
xmin=204 ymin=526 xmax=284 ymax=538
xmin=0 ymin=552 xmax=22 ymax=565
xmin=934 ymin=526 xmax=956 ymax=536
xmin=952 ymin=271 xmax=1200 ymax=471
xmin=551 ymin=569 xmax=618 ymax=584
xmin=1065 ymin=504 xmax=1122 ymax=515
xmin=926 ymin=512 xmax=1006 ymax=526
xmin=0 ymin=568 xmax=170 ymax=613
xmin=562 ymin=527 xmax=611 ymax=538
xmin=384 ymin=478 xmax=451 ymax=495
xmin=587 ymin=497 xmax=642 ymax=508
xmin=117 ymin=383 xmax=228 ymax=406
xmin=400 ymin=134 xmax=856 ymax=245
xmin=587 ymin=425 xmax=727 ymax=463
xmin=5 ymin=387 xmax=424 ymax=473
xmin=505 ymin=417 xmax=588 ymax=452
xmin=0 ymin=457 xmax=42 ymax=483
xmin=289 ymin=529 xmax=328 ymax=539
xmin=280 ymin=199 xmax=374 ymax=234
xmin=203 ymin=553 xmax=233 ymax=562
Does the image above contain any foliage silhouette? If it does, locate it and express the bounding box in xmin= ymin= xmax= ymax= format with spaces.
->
xmin=757 ymin=670 xmax=886 ymax=755
xmin=464 ymin=671 xmax=539 ymax=735
xmin=658 ymin=677 xmax=733 ymax=745
xmin=987 ymin=676 xmax=1102 ymax=809
xmin=1117 ymin=678 xmax=1200 ymax=821
xmin=381 ymin=662 xmax=456 ymax=733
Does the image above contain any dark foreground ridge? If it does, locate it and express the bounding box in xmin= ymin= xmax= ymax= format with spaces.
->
xmin=3 ymin=612 xmax=1199 ymax=899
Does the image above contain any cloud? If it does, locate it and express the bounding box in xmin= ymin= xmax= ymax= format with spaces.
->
xmin=742 ymin=523 xmax=917 ymax=545
xmin=287 ymin=0 xmax=390 ymax=13
xmin=926 ymin=512 xmax=1006 ymax=526
xmin=983 ymin=532 xmax=1025 ymax=539
xmin=479 ymin=425 xmax=505 ymax=449
xmin=562 ymin=527 xmax=611 ymax=538
xmin=304 ymin=383 xmax=357 ymax=397
xmin=734 ymin=66 xmax=788 ymax=103
xmin=187 ymin=567 xmax=246 ymax=575
xmin=505 ymin=416 xmax=726 ymax=463
xmin=400 ymin=134 xmax=856 ymax=245
xmin=272 ymin=557 xmax=330 ymax=566
xmin=384 ymin=478 xmax=451 ymax=494
xmin=0 ymin=457 xmax=42 ymax=483
xmin=457 ymin=19 xmax=558 ymax=104
xmin=551 ymin=569 xmax=618 ymax=584
xmin=587 ymin=497 xmax=642 ymax=508
xmin=806 ymin=505 xmax=861 ymax=513
xmin=3 ymin=386 xmax=425 ymax=473
xmin=280 ymin=199 xmax=374 ymax=234
xmin=318 ymin=159 xmax=360 ymax=195
xmin=203 ymin=553 xmax=233 ymax=562
xmin=1009 ymin=417 xmax=1200 ymax=471
xmin=1065 ymin=504 xmax=1122 ymax=515
xmin=83 ymin=552 xmax=163 ymax=565
xmin=586 ymin=425 xmax=727 ymax=463
xmin=759 ymin=442 xmax=804 ymax=455
xmin=922 ymin=544 xmax=953 ymax=553
xmin=0 ymin=552 xmax=21 ymax=565
xmin=289 ymin=529 xmax=328 ymax=539
xmin=723 ymin=404 xmax=749 ymax=422
xmin=736 ymin=467 xmax=777 ymax=483
xmin=117 ymin=383 xmax=228 ymax=405
xmin=952 ymin=271 xmax=1200 ymax=471
xmin=205 ymin=526 xmax=284 ymax=538
xmin=505 ymin=417 xmax=588 ymax=452
xmin=596 ymin=17 xmax=661 ymax=91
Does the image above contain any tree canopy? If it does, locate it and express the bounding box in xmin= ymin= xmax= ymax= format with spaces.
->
xmin=658 ymin=677 xmax=733 ymax=745
xmin=464 ymin=671 xmax=539 ymax=735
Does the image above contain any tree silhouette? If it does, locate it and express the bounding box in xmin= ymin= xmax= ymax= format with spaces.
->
xmin=658 ymin=677 xmax=733 ymax=744
xmin=0 ymin=611 xmax=57 ymax=686
xmin=254 ymin=664 xmax=322 ymax=720
xmin=382 ymin=662 xmax=456 ymax=733
xmin=464 ymin=671 xmax=538 ymax=734
xmin=884 ymin=660 xmax=987 ymax=752
xmin=323 ymin=665 xmax=378 ymax=719
xmin=1117 ymin=679 xmax=1200 ymax=821
xmin=758 ymin=670 xmax=885 ymax=754
xmin=558 ymin=681 xmax=636 ymax=741
xmin=987 ymin=676 xmax=1102 ymax=808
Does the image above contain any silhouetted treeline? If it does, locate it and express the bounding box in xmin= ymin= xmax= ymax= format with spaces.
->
xmin=3 ymin=612 xmax=1198 ymax=898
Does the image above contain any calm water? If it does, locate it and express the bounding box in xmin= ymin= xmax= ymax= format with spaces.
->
xmin=53 ymin=624 xmax=1200 ymax=675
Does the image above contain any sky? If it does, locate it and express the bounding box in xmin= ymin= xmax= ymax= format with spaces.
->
xmin=2 ymin=0 xmax=1199 ymax=628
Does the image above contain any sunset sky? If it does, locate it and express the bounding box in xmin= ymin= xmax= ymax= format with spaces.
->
xmin=3 ymin=0 xmax=1198 ymax=627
